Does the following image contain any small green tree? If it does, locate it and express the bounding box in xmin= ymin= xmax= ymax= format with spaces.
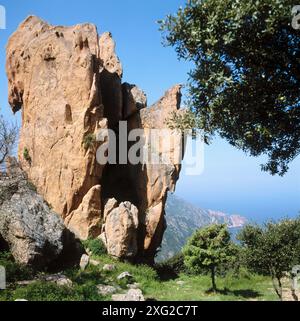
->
xmin=183 ymin=224 xmax=235 ymax=292
xmin=238 ymin=218 xmax=300 ymax=300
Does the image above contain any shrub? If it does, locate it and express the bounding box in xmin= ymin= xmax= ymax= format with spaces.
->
xmin=83 ymin=133 xmax=96 ymax=150
xmin=238 ymin=217 xmax=300 ymax=300
xmin=83 ymin=238 xmax=107 ymax=256
xmin=23 ymin=147 xmax=31 ymax=163
xmin=155 ymin=253 xmax=187 ymax=279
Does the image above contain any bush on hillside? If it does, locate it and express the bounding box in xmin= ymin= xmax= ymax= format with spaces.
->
xmin=83 ymin=238 xmax=107 ymax=256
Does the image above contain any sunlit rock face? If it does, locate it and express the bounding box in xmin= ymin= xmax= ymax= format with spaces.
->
xmin=6 ymin=16 xmax=184 ymax=263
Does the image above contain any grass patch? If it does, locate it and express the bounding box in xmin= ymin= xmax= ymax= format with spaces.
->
xmin=0 ymin=251 xmax=278 ymax=301
xmin=1 ymin=281 xmax=106 ymax=301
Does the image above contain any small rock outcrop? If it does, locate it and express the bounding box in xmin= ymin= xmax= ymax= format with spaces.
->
xmin=97 ymin=284 xmax=118 ymax=296
xmin=117 ymin=272 xmax=134 ymax=282
xmin=103 ymin=264 xmax=116 ymax=271
xmin=0 ymin=158 xmax=80 ymax=268
xmin=112 ymin=289 xmax=145 ymax=302
xmin=79 ymin=254 xmax=90 ymax=271
xmin=17 ymin=274 xmax=73 ymax=287
xmin=6 ymin=16 xmax=184 ymax=263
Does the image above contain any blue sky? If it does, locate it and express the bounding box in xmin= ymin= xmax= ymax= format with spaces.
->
xmin=0 ymin=0 xmax=299 ymax=222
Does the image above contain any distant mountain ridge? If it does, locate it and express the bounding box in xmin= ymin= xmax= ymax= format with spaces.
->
xmin=158 ymin=194 xmax=247 ymax=261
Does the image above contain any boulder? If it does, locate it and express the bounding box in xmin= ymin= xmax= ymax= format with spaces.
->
xmin=79 ymin=254 xmax=90 ymax=270
xmin=103 ymin=264 xmax=116 ymax=272
xmin=17 ymin=274 xmax=73 ymax=287
xmin=127 ymin=283 xmax=140 ymax=289
xmin=0 ymin=159 xmax=79 ymax=268
xmin=42 ymin=274 xmax=73 ymax=287
xmin=97 ymin=284 xmax=118 ymax=296
xmin=117 ymin=272 xmax=133 ymax=282
xmin=90 ymin=259 xmax=100 ymax=266
xmin=112 ymin=289 xmax=145 ymax=302
xmin=102 ymin=201 xmax=139 ymax=258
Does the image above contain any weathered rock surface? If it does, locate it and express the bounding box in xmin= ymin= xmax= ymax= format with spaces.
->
xmin=127 ymin=283 xmax=140 ymax=289
xmin=103 ymin=264 xmax=116 ymax=272
xmin=112 ymin=289 xmax=145 ymax=302
xmin=79 ymin=254 xmax=90 ymax=270
xmin=122 ymin=83 xmax=147 ymax=119
xmin=0 ymin=158 xmax=80 ymax=268
xmin=90 ymin=258 xmax=100 ymax=266
xmin=117 ymin=272 xmax=134 ymax=282
xmin=101 ymin=201 xmax=139 ymax=258
xmin=17 ymin=274 xmax=73 ymax=287
xmin=6 ymin=16 xmax=184 ymax=263
xmin=6 ymin=16 xmax=104 ymax=241
xmin=43 ymin=274 xmax=73 ymax=287
xmin=97 ymin=284 xmax=118 ymax=296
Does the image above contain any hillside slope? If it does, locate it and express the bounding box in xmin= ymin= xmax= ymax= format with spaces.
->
xmin=158 ymin=194 xmax=247 ymax=261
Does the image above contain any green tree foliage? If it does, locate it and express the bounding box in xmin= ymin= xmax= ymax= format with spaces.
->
xmin=238 ymin=218 xmax=300 ymax=299
xmin=160 ymin=0 xmax=300 ymax=175
xmin=183 ymin=224 xmax=236 ymax=291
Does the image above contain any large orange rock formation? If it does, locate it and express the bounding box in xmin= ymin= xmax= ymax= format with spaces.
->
xmin=6 ymin=16 xmax=184 ymax=263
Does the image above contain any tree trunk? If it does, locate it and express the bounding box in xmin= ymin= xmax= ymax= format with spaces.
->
xmin=211 ymin=266 xmax=217 ymax=292
xmin=272 ymin=277 xmax=282 ymax=300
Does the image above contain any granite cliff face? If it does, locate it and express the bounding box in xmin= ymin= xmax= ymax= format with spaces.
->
xmin=6 ymin=16 xmax=184 ymax=263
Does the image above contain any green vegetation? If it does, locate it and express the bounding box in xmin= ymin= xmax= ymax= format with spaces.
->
xmin=23 ymin=147 xmax=31 ymax=163
xmin=147 ymin=273 xmax=276 ymax=301
xmin=1 ymin=220 xmax=299 ymax=301
xmin=238 ymin=218 xmax=300 ymax=300
xmin=0 ymin=247 xmax=278 ymax=301
xmin=83 ymin=238 xmax=107 ymax=256
xmin=83 ymin=133 xmax=96 ymax=150
xmin=183 ymin=224 xmax=235 ymax=291
xmin=156 ymin=253 xmax=187 ymax=280
xmin=0 ymin=252 xmax=35 ymax=283
xmin=0 ymin=281 xmax=105 ymax=302
xmin=160 ymin=0 xmax=300 ymax=175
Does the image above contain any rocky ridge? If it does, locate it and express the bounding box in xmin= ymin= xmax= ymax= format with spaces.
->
xmin=159 ymin=194 xmax=247 ymax=261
